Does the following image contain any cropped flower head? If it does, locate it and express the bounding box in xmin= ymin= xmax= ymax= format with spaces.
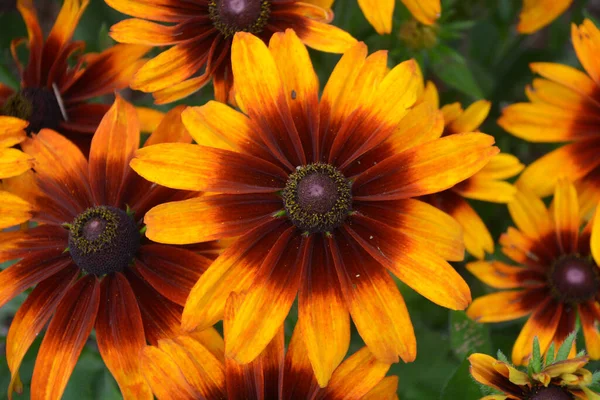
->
xmin=517 ymin=0 xmax=572 ymax=34
xmin=418 ymin=80 xmax=524 ymax=259
xmin=0 ymin=97 xmax=219 ymax=400
xmin=499 ymin=19 xmax=600 ymax=210
xmin=0 ymin=0 xmax=152 ymax=151
xmin=141 ymin=292 xmax=399 ymax=399
xmin=131 ymin=30 xmax=498 ymax=385
xmin=468 ymin=180 xmax=600 ymax=365
xmin=469 ymin=335 xmax=600 ymax=400
xmin=106 ymin=0 xmax=356 ymax=104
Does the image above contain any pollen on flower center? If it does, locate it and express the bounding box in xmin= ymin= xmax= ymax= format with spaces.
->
xmin=67 ymin=206 xmax=141 ymax=277
xmin=283 ymin=163 xmax=352 ymax=234
xmin=529 ymin=385 xmax=574 ymax=400
xmin=208 ymin=0 xmax=271 ymax=38
xmin=549 ymin=255 xmax=599 ymax=303
xmin=2 ymin=87 xmax=63 ymax=134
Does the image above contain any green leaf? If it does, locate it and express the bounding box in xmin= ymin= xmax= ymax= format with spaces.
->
xmin=545 ymin=343 xmax=556 ymax=366
xmin=529 ymin=337 xmax=542 ymax=373
xmin=496 ymin=350 xmax=509 ymax=364
xmin=556 ymin=331 xmax=578 ymax=362
xmin=439 ymin=358 xmax=483 ymax=400
xmin=449 ymin=311 xmax=493 ymax=361
xmin=430 ymin=45 xmax=485 ymax=99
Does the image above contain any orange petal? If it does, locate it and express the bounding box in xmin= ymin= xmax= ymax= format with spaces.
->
xmin=110 ymin=18 xmax=185 ymax=45
xmin=301 ymin=0 xmax=334 ymax=8
xmin=401 ymin=0 xmax=441 ymax=25
xmin=105 ymin=0 xmax=195 ymax=22
xmin=16 ymin=0 xmax=43 ymax=85
xmin=472 ymin=153 xmax=525 ymax=181
xmin=225 ymin=229 xmax=309 ymax=364
xmin=454 ymin=178 xmax=518 ymax=203
xmin=579 ymin=302 xmax=600 ymax=359
xmin=552 ymin=179 xmax=580 ymax=254
xmin=529 ymin=62 xmax=597 ymax=97
xmin=592 ymin=205 xmax=600 ymax=266
xmin=31 ymin=276 xmax=101 ymax=400
xmin=292 ymin=17 xmax=357 ymax=53
xmin=353 ymin=133 xmax=498 ymax=200
xmin=386 ymin=102 xmax=444 ymax=155
xmin=131 ymin=144 xmax=287 ymax=192
xmin=152 ymin=72 xmax=213 ymax=104
xmin=298 ymin=237 xmax=350 ymax=387
xmin=362 ymin=376 xmax=399 ymax=400
xmin=512 ymin=300 xmax=563 ymax=365
xmin=357 ymin=0 xmax=394 ymax=34
xmin=143 ymin=105 xmax=191 ymax=147
xmin=89 ymin=95 xmax=140 ymax=206
xmin=181 ymin=219 xmax=289 ymax=332
xmin=96 ymin=273 xmax=153 ymax=400
xmin=136 ymin=106 xmax=165 ymax=135
xmin=467 ymin=289 xmax=545 ymax=323
xmin=517 ymin=0 xmax=572 ymax=34
xmin=0 ymin=148 xmax=34 ymax=179
xmin=0 ymin=116 xmax=27 ymax=148
xmin=508 ymin=188 xmax=553 ymax=240
xmin=468 ymin=353 xmax=523 ymax=396
xmin=0 ymin=191 xmax=34 ymax=229
xmin=332 ymin=231 xmax=416 ymax=364
xmin=282 ymin=325 xmax=320 ymax=399
xmin=447 ymin=100 xmax=491 ymax=134
xmin=573 ymin=20 xmax=600 ymax=89
xmin=466 ymin=261 xmax=544 ymax=289
xmin=185 ymin=328 xmax=225 ymax=363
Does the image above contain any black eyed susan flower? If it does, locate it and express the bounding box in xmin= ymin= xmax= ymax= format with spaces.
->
xmin=130 ymin=29 xmax=499 ymax=386
xmin=0 ymin=97 xmax=220 ymax=400
xmin=468 ymin=180 xmax=600 ymax=365
xmin=499 ymin=19 xmax=600 ymax=211
xmin=140 ymin=292 xmax=399 ymax=399
xmin=106 ymin=0 xmax=356 ymax=104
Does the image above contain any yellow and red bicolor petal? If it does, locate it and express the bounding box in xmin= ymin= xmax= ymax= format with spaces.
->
xmin=467 ymin=288 xmax=547 ymax=323
xmin=353 ymin=133 xmax=498 ymax=200
xmin=572 ymin=20 xmax=600 ymax=84
xmin=225 ymin=229 xmax=309 ymax=364
xmin=144 ymin=193 xmax=281 ymax=245
xmin=143 ymin=105 xmax=190 ymax=146
xmin=185 ymin=329 xmax=225 ymax=363
xmin=508 ymin=188 xmax=553 ymax=240
xmin=30 ymin=276 xmax=101 ymax=399
xmin=135 ymin=244 xmax=211 ymax=306
xmin=354 ymin=198 xmax=464 ymax=262
xmin=331 ymin=230 xmax=416 ymax=364
xmin=467 ymin=261 xmax=544 ymax=290
xmin=512 ymin=299 xmax=563 ymax=365
xmin=17 ymin=0 xmax=43 ymax=85
xmin=96 ymin=273 xmax=153 ymax=400
xmin=468 ymin=353 xmax=523 ymax=397
xmin=5 ymin=266 xmax=78 ymax=398
xmin=110 ymin=18 xmax=196 ymax=46
xmin=298 ymin=237 xmax=350 ymax=387
xmin=578 ymin=302 xmax=600 ymax=359
xmin=105 ymin=0 xmax=199 ymax=22
xmin=357 ymin=0 xmax=394 ymax=34
xmin=0 ymin=225 xmax=66 ymax=263
xmin=500 ymin=227 xmax=555 ymax=270
xmin=132 ymin=143 xmax=287 ymax=192
xmin=347 ymin=213 xmax=471 ymax=310
xmin=89 ymin=95 xmax=140 ymax=206
xmin=317 ymin=347 xmax=392 ymax=399
xmin=385 ymin=102 xmax=444 ymax=156
xmin=152 ymin=72 xmax=214 ymax=105
xmin=60 ymin=103 xmax=111 ymax=138
xmin=362 ymin=376 xmax=399 ymax=400
xmin=0 ymin=116 xmax=27 ymax=148
xmin=0 ymin=191 xmax=34 ymax=230
xmin=552 ymin=179 xmax=580 ymax=254
xmin=517 ymin=0 xmax=572 ymax=34
xmin=446 ymin=100 xmax=491 ymax=135
xmin=282 ymin=325 xmax=320 ymax=399
xmin=181 ymin=219 xmax=289 ymax=332
xmin=0 ymin=148 xmax=34 ymax=180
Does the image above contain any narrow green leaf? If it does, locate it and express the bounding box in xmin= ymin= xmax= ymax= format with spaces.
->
xmin=545 ymin=343 xmax=555 ymax=366
xmin=530 ymin=337 xmax=542 ymax=373
xmin=496 ymin=350 xmax=509 ymax=364
xmin=556 ymin=331 xmax=578 ymax=362
xmin=430 ymin=45 xmax=484 ymax=99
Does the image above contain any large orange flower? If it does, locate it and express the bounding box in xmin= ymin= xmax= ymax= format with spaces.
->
xmin=0 ymin=97 xmax=219 ymax=400
xmin=0 ymin=0 xmax=155 ymax=151
xmin=106 ymin=0 xmax=356 ymax=104
xmin=499 ymin=19 xmax=600 ymax=211
xmin=141 ymin=293 xmax=399 ymax=399
xmin=131 ymin=30 xmax=498 ymax=385
xmin=467 ymin=180 xmax=600 ymax=365
xmin=418 ymin=81 xmax=524 ymax=259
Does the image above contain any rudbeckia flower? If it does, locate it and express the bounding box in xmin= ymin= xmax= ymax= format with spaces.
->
xmin=517 ymin=0 xmax=572 ymax=34
xmin=468 ymin=180 xmax=600 ymax=365
xmin=0 ymin=0 xmax=155 ymax=151
xmin=417 ymin=81 xmax=524 ymax=259
xmin=141 ymin=292 xmax=399 ymax=399
xmin=131 ymin=30 xmax=498 ymax=385
xmin=499 ymin=19 xmax=600 ymax=211
xmin=0 ymin=97 xmax=220 ymax=400
xmin=0 ymin=117 xmax=34 ymax=228
xmin=106 ymin=0 xmax=356 ymax=104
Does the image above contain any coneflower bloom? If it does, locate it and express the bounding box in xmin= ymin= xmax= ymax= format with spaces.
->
xmin=499 ymin=19 xmax=600 ymax=210
xmin=517 ymin=0 xmax=572 ymax=34
xmin=141 ymin=292 xmax=399 ymax=399
xmin=0 ymin=0 xmax=152 ymax=150
xmin=131 ymin=30 xmax=498 ymax=385
xmin=106 ymin=0 xmax=356 ymax=104
xmin=419 ymin=81 xmax=524 ymax=259
xmin=0 ymin=117 xmax=33 ymax=228
xmin=0 ymin=97 xmax=219 ymax=400
xmin=468 ymin=180 xmax=600 ymax=365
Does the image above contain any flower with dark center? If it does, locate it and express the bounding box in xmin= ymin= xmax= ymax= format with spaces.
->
xmin=2 ymin=88 xmax=62 ymax=134
xmin=468 ymin=179 xmax=600 ymax=365
xmin=0 ymin=97 xmax=221 ymax=400
xmin=529 ymin=386 xmax=574 ymax=400
xmin=107 ymin=0 xmax=357 ymax=104
xmin=131 ymin=30 xmax=498 ymax=385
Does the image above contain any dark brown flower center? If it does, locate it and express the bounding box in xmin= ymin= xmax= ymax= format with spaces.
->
xmin=67 ymin=206 xmax=141 ymax=276
xmin=529 ymin=385 xmax=573 ymax=400
xmin=208 ymin=0 xmax=271 ymax=38
xmin=549 ymin=255 xmax=599 ymax=303
xmin=2 ymin=87 xmax=63 ymax=134
xmin=283 ymin=164 xmax=351 ymax=234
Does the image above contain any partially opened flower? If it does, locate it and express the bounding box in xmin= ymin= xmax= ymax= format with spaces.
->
xmin=499 ymin=19 xmax=600 ymax=211
xmin=141 ymin=292 xmax=399 ymax=399
xmin=0 ymin=0 xmax=154 ymax=151
xmin=517 ymin=0 xmax=572 ymax=34
xmin=468 ymin=180 xmax=600 ymax=365
xmin=106 ymin=0 xmax=356 ymax=104
xmin=419 ymin=82 xmax=524 ymax=259
xmin=0 ymin=97 xmax=220 ymax=400
xmin=131 ymin=29 xmax=498 ymax=385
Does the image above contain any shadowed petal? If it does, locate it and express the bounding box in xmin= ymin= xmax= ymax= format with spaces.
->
xmin=466 ymin=261 xmax=545 ymax=289
xmin=552 ymin=180 xmax=580 ymax=254
xmin=469 ymin=353 xmax=523 ymax=397
xmin=579 ymin=302 xmax=600 ymax=359
xmin=467 ymin=288 xmax=548 ymax=323
xmin=512 ymin=299 xmax=562 ymax=365
xmin=282 ymin=326 xmax=320 ymax=400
